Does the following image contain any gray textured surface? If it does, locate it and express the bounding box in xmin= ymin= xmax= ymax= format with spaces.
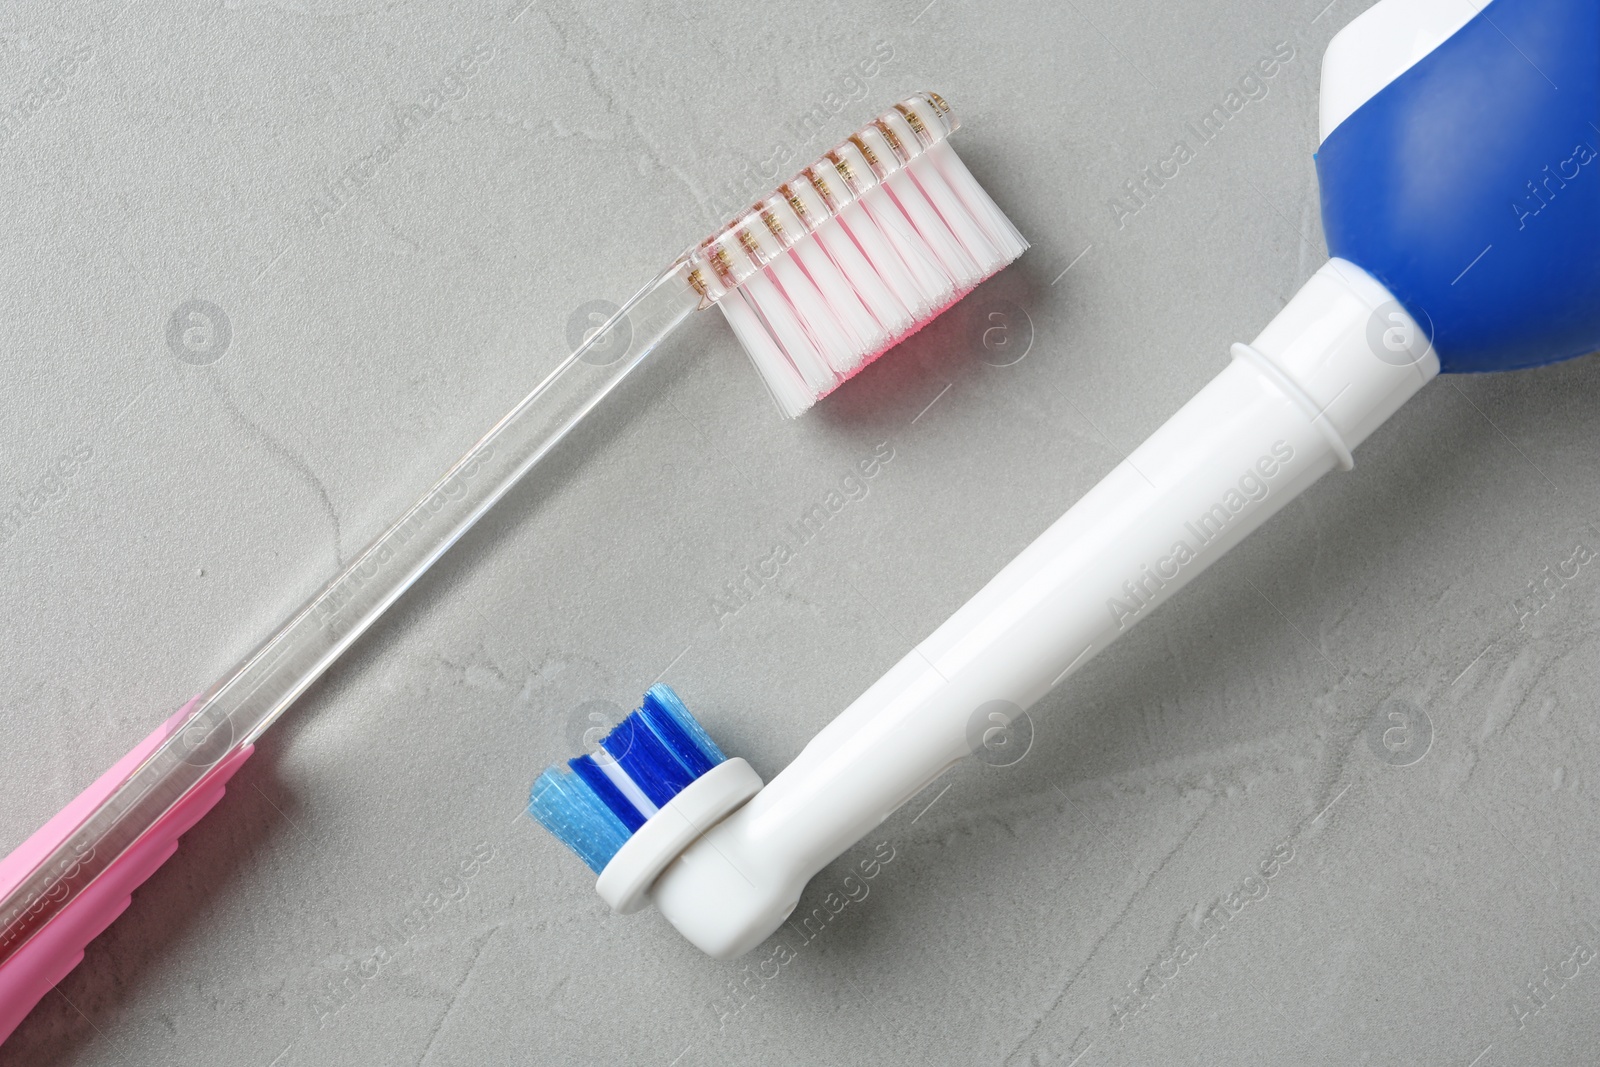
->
xmin=2 ymin=1 xmax=1598 ymax=1064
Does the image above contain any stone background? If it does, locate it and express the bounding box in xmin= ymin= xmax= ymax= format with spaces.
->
xmin=2 ymin=0 xmax=1598 ymax=1064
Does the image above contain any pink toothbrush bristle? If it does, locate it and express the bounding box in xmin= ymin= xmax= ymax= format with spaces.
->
xmin=689 ymin=92 xmax=1028 ymax=418
xmin=812 ymin=277 xmax=994 ymax=403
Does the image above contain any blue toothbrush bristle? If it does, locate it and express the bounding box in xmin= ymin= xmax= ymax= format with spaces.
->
xmin=527 ymin=767 xmax=631 ymax=874
xmin=643 ymin=684 xmax=726 ymax=771
xmin=603 ymin=711 xmax=697 ymax=808
xmin=527 ymin=684 xmax=729 ymax=873
xmin=568 ymin=754 xmax=647 ymax=833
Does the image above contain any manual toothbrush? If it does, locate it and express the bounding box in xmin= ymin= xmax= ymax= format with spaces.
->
xmin=0 ymin=90 xmax=1028 ymax=1041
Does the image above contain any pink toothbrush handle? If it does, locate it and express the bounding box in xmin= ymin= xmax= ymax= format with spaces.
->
xmin=0 ymin=699 xmax=254 ymax=1045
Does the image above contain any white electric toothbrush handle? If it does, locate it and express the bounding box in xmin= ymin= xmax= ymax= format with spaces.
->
xmin=652 ymin=259 xmax=1439 ymax=958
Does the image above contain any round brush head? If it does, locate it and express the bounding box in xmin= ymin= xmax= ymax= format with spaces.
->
xmin=527 ymin=685 xmax=756 ymax=888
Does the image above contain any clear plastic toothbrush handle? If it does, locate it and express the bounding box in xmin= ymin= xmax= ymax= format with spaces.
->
xmin=0 ymin=260 xmax=702 ymax=969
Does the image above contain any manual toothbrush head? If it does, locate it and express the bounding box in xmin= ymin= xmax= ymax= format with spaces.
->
xmin=679 ymin=91 xmax=1028 ymax=417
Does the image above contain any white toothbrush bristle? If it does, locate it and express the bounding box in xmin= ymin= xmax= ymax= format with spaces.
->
xmin=719 ymin=286 xmax=816 ymax=418
xmin=812 ymin=213 xmax=913 ymax=343
xmin=927 ymin=141 xmax=1030 ymax=263
xmin=694 ymin=93 xmax=1028 ymax=418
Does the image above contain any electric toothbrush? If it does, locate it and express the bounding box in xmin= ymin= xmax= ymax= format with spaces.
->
xmin=529 ymin=0 xmax=1599 ymax=958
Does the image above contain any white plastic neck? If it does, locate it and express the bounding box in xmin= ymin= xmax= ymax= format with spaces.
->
xmin=1245 ymin=257 xmax=1438 ymax=446
xmin=638 ymin=259 xmax=1438 ymax=959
